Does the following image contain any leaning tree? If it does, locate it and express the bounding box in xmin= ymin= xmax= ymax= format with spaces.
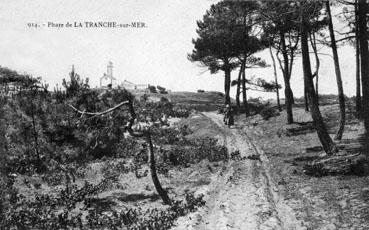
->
xmin=69 ymin=98 xmax=172 ymax=205
xmin=300 ymin=0 xmax=338 ymax=155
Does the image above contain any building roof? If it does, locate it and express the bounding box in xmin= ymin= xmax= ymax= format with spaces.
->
xmin=100 ymin=73 xmax=116 ymax=80
xmin=122 ymin=80 xmax=135 ymax=85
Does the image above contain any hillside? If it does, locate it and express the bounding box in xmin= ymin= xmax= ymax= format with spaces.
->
xmin=132 ymin=90 xmax=227 ymax=111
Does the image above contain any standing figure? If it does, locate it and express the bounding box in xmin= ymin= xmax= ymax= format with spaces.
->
xmin=223 ymin=104 xmax=234 ymax=127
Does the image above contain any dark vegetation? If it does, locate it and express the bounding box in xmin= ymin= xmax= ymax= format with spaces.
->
xmin=147 ymin=85 xmax=168 ymax=94
xmin=0 ymin=67 xmax=231 ymax=229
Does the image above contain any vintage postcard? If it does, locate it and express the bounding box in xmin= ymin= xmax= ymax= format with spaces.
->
xmin=1 ymin=1 xmax=368 ymax=229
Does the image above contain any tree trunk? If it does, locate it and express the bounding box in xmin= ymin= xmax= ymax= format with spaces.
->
xmin=326 ymin=1 xmax=346 ymax=141
xmin=288 ymin=52 xmax=296 ymax=105
xmin=315 ymin=68 xmax=319 ymax=105
xmin=242 ymin=66 xmax=250 ymax=117
xmin=355 ymin=0 xmax=362 ymax=116
xmin=146 ymin=132 xmax=171 ymax=205
xmin=358 ymin=0 xmax=369 ymax=131
xmin=285 ymin=83 xmax=294 ymax=123
xmin=224 ymin=66 xmax=231 ymax=106
xmin=269 ymin=47 xmax=282 ymax=111
xmin=304 ymin=86 xmax=309 ymax=111
xmin=236 ymin=62 xmax=243 ymax=111
xmin=281 ymin=32 xmax=294 ymax=124
xmin=310 ymin=32 xmax=320 ymax=105
xmin=300 ymin=8 xmax=338 ymax=156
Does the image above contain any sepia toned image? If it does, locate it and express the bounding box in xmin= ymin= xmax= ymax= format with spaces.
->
xmin=1 ymin=0 xmax=369 ymax=229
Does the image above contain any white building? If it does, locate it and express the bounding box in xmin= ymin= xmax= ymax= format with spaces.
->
xmin=121 ymin=80 xmax=149 ymax=90
xmin=100 ymin=61 xmax=117 ymax=88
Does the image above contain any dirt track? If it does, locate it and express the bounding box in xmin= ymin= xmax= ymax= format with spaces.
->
xmin=174 ymin=112 xmax=303 ymax=230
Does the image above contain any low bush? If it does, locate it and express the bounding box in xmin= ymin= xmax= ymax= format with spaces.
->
xmin=148 ymin=85 xmax=157 ymax=93
xmin=2 ymin=180 xmax=205 ymax=230
xmin=171 ymin=106 xmax=191 ymax=118
xmin=259 ymin=107 xmax=280 ymax=120
xmin=160 ymin=137 xmax=228 ymax=168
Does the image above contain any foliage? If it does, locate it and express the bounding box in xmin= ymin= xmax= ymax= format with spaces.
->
xmin=148 ymin=85 xmax=157 ymax=93
xmin=62 ymin=68 xmax=90 ymax=98
xmin=260 ymin=107 xmax=280 ymax=120
xmin=2 ymin=70 xmax=193 ymax=175
xmin=1 ymin=66 xmax=226 ymax=229
xmin=231 ymin=75 xmax=281 ymax=93
xmin=157 ymin=85 xmax=168 ymax=94
xmin=188 ymin=1 xmax=261 ymax=74
xmin=1 ymin=177 xmax=205 ymax=230
xmin=0 ymin=66 xmax=39 ymax=87
xmin=140 ymin=93 xmax=149 ymax=102
xmin=260 ymin=1 xmax=300 ymax=47
xmin=160 ymin=137 xmax=228 ymax=168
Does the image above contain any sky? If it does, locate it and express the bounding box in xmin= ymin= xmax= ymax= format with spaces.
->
xmin=0 ymin=0 xmax=358 ymax=99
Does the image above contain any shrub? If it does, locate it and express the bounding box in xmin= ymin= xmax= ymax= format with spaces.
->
xmin=259 ymin=107 xmax=280 ymax=120
xmin=160 ymin=97 xmax=169 ymax=103
xmin=140 ymin=93 xmax=149 ymax=102
xmin=148 ymin=85 xmax=157 ymax=93
xmin=160 ymin=137 xmax=228 ymax=168
xmin=62 ymin=71 xmax=89 ymax=98
xmin=85 ymin=191 xmax=205 ymax=230
xmin=157 ymin=86 xmax=168 ymax=94
xmin=171 ymin=106 xmax=191 ymax=118
xmin=1 ymin=180 xmax=205 ymax=230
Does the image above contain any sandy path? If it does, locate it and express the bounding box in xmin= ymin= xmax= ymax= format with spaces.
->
xmin=174 ymin=112 xmax=303 ymax=230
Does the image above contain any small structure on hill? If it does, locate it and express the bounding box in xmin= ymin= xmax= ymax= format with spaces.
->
xmin=0 ymin=82 xmax=17 ymax=96
xmin=121 ymin=80 xmax=149 ymax=90
xmin=0 ymin=67 xmax=42 ymax=97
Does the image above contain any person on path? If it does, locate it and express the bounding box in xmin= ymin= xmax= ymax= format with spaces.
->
xmin=223 ymin=104 xmax=234 ymax=128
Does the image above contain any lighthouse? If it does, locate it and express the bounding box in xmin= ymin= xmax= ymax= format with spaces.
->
xmin=100 ymin=61 xmax=116 ymax=88
xmin=107 ymin=61 xmax=113 ymax=83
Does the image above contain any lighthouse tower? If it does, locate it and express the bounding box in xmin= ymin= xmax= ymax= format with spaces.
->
xmin=107 ymin=61 xmax=113 ymax=83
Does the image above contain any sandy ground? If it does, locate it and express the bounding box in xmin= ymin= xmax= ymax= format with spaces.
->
xmin=174 ymin=112 xmax=303 ymax=230
xmin=174 ymin=106 xmax=369 ymax=230
xmin=240 ymin=107 xmax=369 ymax=230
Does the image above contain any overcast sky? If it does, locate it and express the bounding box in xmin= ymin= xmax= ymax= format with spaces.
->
xmin=0 ymin=0 xmax=358 ymax=99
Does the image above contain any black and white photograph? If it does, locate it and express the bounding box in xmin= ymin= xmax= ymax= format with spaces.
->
xmin=1 ymin=0 xmax=369 ymax=229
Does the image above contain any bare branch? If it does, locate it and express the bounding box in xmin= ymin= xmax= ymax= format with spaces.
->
xmin=336 ymin=35 xmax=356 ymax=43
xmin=68 ymin=100 xmax=146 ymax=138
xmin=276 ymin=50 xmax=285 ymax=76
xmin=337 ymin=0 xmax=355 ymax=5
xmin=68 ymin=101 xmax=130 ymax=117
